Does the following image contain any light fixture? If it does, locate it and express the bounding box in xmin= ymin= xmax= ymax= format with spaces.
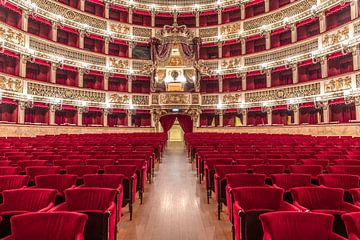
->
xmin=216 ymin=103 xmax=223 ymax=109
xmin=129 ymin=103 xmax=134 ymax=110
xmin=172 ymin=108 xmax=180 ymax=112
xmin=216 ymin=0 xmax=222 ymax=5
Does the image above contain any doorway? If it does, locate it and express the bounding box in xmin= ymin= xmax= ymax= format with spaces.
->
xmin=168 ymin=119 xmax=184 ymax=141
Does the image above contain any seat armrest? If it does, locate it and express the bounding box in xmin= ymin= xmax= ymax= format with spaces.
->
xmin=279 ymin=201 xmax=301 ymax=211
xmin=292 ymin=201 xmax=310 ymax=212
xmin=341 ymin=202 xmax=360 ymax=212
xmin=233 ymin=201 xmax=244 ymax=216
xmin=262 ymin=232 xmax=273 ymax=240
xmin=39 ymin=203 xmax=55 ymax=212
xmin=0 ymin=235 xmax=14 ymax=240
xmin=48 ymin=203 xmax=68 ymax=212
xmin=105 ymin=202 xmax=117 ymax=215
xmin=330 ymin=233 xmax=348 ymax=240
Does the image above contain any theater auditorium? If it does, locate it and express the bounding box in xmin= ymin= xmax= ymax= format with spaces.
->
xmin=0 ymin=0 xmax=360 ymax=239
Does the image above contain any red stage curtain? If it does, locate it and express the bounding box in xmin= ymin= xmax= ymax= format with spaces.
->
xmin=270 ymin=30 xmax=291 ymax=48
xmin=132 ymin=11 xmax=151 ymax=26
xmin=28 ymin=17 xmax=51 ymax=40
xmin=83 ymin=73 xmax=104 ymax=90
xmin=272 ymin=109 xmax=293 ymax=125
xmin=82 ymin=110 xmax=103 ymax=126
xmin=109 ymin=42 xmax=129 ymax=57
xmin=299 ymin=107 xmax=322 ymax=124
xmin=199 ymin=46 xmax=219 ymax=59
xmin=177 ymin=14 xmax=196 ymax=27
xmin=25 ymin=106 xmax=49 ymax=124
xmin=177 ymin=115 xmax=193 ymax=133
xmin=84 ymin=0 xmax=104 ymax=17
xmin=199 ymin=12 xmax=218 ymax=27
xmin=108 ymin=112 xmax=127 ymax=127
xmin=200 ymin=79 xmax=219 ymax=93
xmin=0 ymin=53 xmax=19 ymax=76
xmin=271 ymin=69 xmax=292 ymax=87
xmin=159 ymin=115 xmax=177 ymax=133
xmin=247 ymin=74 xmax=266 ymax=90
xmin=298 ymin=62 xmax=321 ymax=82
xmin=326 ymin=4 xmax=350 ymax=30
xmin=246 ymin=38 xmax=265 ymax=54
xmin=56 ymin=68 xmax=78 ymax=87
xmin=132 ymin=80 xmax=150 ymax=93
xmin=247 ymin=111 xmax=267 ymax=125
xmin=222 ymin=8 xmax=241 ymax=23
xmin=26 ymin=61 xmax=50 ymax=82
xmin=108 ymin=76 xmax=128 ymax=92
xmin=84 ymin=36 xmax=104 ymax=53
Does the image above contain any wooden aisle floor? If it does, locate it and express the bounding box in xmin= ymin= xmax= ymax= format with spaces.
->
xmin=117 ymin=141 xmax=232 ymax=240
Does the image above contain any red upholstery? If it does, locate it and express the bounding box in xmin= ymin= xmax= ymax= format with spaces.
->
xmin=335 ymin=160 xmax=360 ymax=166
xmin=252 ymin=165 xmax=285 ymax=177
xmin=2 ymin=212 xmax=87 ymax=240
xmin=319 ymin=174 xmax=359 ymax=190
xmin=25 ymin=166 xmax=61 ymax=181
xmin=34 ymin=174 xmax=77 ymax=196
xmin=260 ymin=212 xmax=347 ymax=240
xmin=0 ymin=168 xmax=20 ymax=176
xmin=54 ymin=160 xmax=84 ymax=169
xmin=231 ymin=186 xmax=298 ymax=240
xmin=289 ymin=165 xmax=323 ymax=178
xmin=271 ymin=173 xmax=312 ymax=191
xmin=350 ymin=188 xmax=360 ymax=207
xmin=82 ymin=174 xmax=124 ymax=223
xmin=51 ymin=188 xmax=117 ymax=240
xmin=328 ymin=166 xmax=360 ymax=176
xmin=0 ymin=176 xmax=29 ymax=193
xmin=342 ymin=212 xmax=360 ymax=240
xmin=301 ymin=159 xmax=329 ymax=168
xmin=17 ymin=160 xmax=48 ymax=171
xmin=65 ymin=165 xmax=99 ymax=178
xmin=85 ymin=159 xmax=114 ymax=168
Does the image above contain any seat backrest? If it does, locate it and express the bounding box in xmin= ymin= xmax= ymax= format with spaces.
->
xmin=26 ymin=166 xmax=61 ymax=180
xmin=0 ymin=167 xmax=20 ymax=175
xmin=3 ymin=189 xmax=57 ymax=211
xmin=271 ymin=174 xmax=312 ymax=190
xmin=328 ymin=166 xmax=360 ymax=176
xmin=17 ymin=160 xmax=48 ymax=170
xmin=204 ymin=159 xmax=234 ymax=171
xmin=319 ymin=174 xmax=359 ymax=189
xmin=252 ymin=165 xmax=285 ymax=176
xmin=235 ymin=159 xmax=264 ymax=167
xmin=232 ymin=186 xmax=283 ymax=211
xmin=104 ymin=165 xmax=137 ymax=179
xmin=289 ymin=165 xmax=323 ymax=177
xmin=64 ymin=188 xmax=117 ymax=211
xmin=267 ymin=159 xmax=296 ymax=167
xmin=335 ymin=160 xmax=360 ymax=166
xmin=35 ymin=174 xmax=77 ymax=193
xmin=342 ymin=212 xmax=360 ymax=239
xmin=214 ymin=165 xmax=248 ymax=179
xmin=54 ymin=160 xmax=83 ymax=168
xmin=65 ymin=165 xmax=99 ymax=177
xmin=85 ymin=159 xmax=114 ymax=167
xmin=226 ymin=173 xmax=266 ymax=187
xmin=10 ymin=212 xmax=88 ymax=240
xmin=260 ymin=212 xmax=334 ymax=240
xmin=301 ymin=159 xmax=329 ymax=168
xmin=83 ymin=174 xmax=123 ymax=189
xmin=117 ymin=160 xmax=146 ymax=171
xmin=0 ymin=175 xmax=29 ymax=192
xmin=291 ymin=187 xmax=344 ymax=210
xmin=350 ymin=188 xmax=360 ymax=203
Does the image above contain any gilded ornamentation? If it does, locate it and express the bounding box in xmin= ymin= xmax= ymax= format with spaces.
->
xmin=151 ymin=94 xmax=159 ymax=105
xmin=159 ymin=93 xmax=191 ymax=105
xmin=109 ymin=58 xmax=129 ymax=69
xmin=325 ymin=76 xmax=352 ymax=92
xmin=133 ymin=27 xmax=152 ymax=38
xmin=222 ymin=58 xmax=241 ymax=69
xmin=199 ymin=28 xmax=218 ymax=38
xmin=0 ymin=23 xmax=24 ymax=46
xmin=245 ymin=83 xmax=320 ymax=102
xmin=109 ymin=94 xmax=130 ymax=104
xmin=0 ymin=75 xmax=23 ymax=93
xmin=322 ymin=26 xmax=349 ymax=46
xmin=223 ymin=94 xmax=241 ymax=104
xmin=202 ymin=95 xmax=219 ymax=105
xmin=132 ymin=95 xmax=149 ymax=105
xmin=110 ymin=24 xmax=130 ymax=35
xmin=191 ymin=94 xmax=200 ymax=105
xmin=220 ymin=23 xmax=241 ymax=35
xmin=27 ymin=82 xmax=105 ymax=102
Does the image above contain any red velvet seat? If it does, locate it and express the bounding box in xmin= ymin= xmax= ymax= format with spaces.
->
xmin=301 ymin=159 xmax=329 ymax=168
xmin=34 ymin=174 xmax=77 ymax=203
xmin=17 ymin=160 xmax=48 ymax=171
xmin=65 ymin=165 xmax=99 ymax=185
xmin=214 ymin=165 xmax=247 ymax=219
xmin=328 ymin=166 xmax=360 ymax=176
xmin=267 ymin=159 xmax=296 ymax=170
xmin=252 ymin=165 xmax=285 ymax=179
xmin=25 ymin=166 xmax=61 ymax=182
xmin=335 ymin=160 xmax=360 ymax=166
xmin=234 ymin=159 xmax=264 ymax=171
xmin=0 ymin=176 xmax=29 ymax=203
xmin=319 ymin=174 xmax=360 ymax=203
xmin=85 ymin=159 xmax=114 ymax=170
xmin=260 ymin=212 xmax=347 ymax=240
xmin=51 ymin=188 xmax=117 ymax=240
xmin=231 ymin=186 xmax=298 ymax=240
xmin=54 ymin=160 xmax=84 ymax=170
xmin=342 ymin=212 xmax=360 ymax=240
xmin=349 ymin=188 xmax=360 ymax=207
xmin=0 ymin=189 xmax=57 ymax=238
xmin=82 ymin=174 xmax=124 ymax=223
xmin=0 ymin=168 xmax=20 ymax=176
xmin=104 ymin=165 xmax=137 ymax=220
xmin=289 ymin=165 xmax=323 ymax=182
xmin=0 ymin=162 xmax=11 ymax=167
xmin=271 ymin=173 xmax=312 ymax=202
xmin=291 ymin=186 xmax=360 ymax=237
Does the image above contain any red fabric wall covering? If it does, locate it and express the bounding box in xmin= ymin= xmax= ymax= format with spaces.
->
xmin=247 ymin=111 xmax=267 ymax=126
xmin=298 ymin=62 xmax=321 ymax=83
xmin=246 ymin=38 xmax=266 ymax=54
xmin=223 ymin=113 xmax=242 ymax=127
xmin=222 ymin=8 xmax=241 ymax=23
xmin=132 ymin=113 xmax=151 ymax=127
xmin=108 ymin=112 xmax=127 ymax=127
xmin=84 ymin=36 xmax=104 ymax=53
xmin=132 ymin=12 xmax=151 ymax=26
xmin=272 ymin=109 xmax=294 ymax=125
xmin=199 ymin=46 xmax=219 ymax=59
xmin=270 ymin=30 xmax=291 ymax=48
xmin=109 ymin=7 xmax=129 ymax=23
xmin=84 ymin=0 xmax=104 ymax=17
xmin=108 ymin=76 xmax=128 ymax=92
xmin=131 ymin=80 xmax=150 ymax=93
xmin=200 ymin=113 xmax=219 ymax=127
xmin=109 ymin=42 xmax=129 ymax=57
xmin=299 ymin=107 xmax=323 ymax=124
xmin=326 ymin=5 xmax=351 ymax=30
xmin=58 ymin=0 xmax=80 ymax=9
xmin=222 ymin=43 xmax=241 ymax=58
xmin=329 ymin=103 xmax=355 ymax=123
xmin=245 ymin=1 xmax=265 ymax=18
xmin=297 ymin=18 xmax=320 ymax=41
xmin=82 ymin=111 xmax=103 ymax=126
xmin=269 ymin=0 xmax=290 ymax=10
xmin=57 ymin=27 xmax=79 ymax=48
xmin=83 ymin=73 xmax=104 ymax=90
xmin=223 ymin=78 xmax=242 ymax=92
xmin=271 ymin=69 xmax=292 ymax=87
xmin=25 ymin=107 xmax=49 ymax=124
xmin=199 ymin=13 xmax=218 ymax=27
xmin=0 ymin=102 xmax=17 ymax=123
xmin=0 ymin=4 xmax=21 ymax=29
xmin=155 ymin=16 xmax=173 ymax=27
xmin=55 ymin=108 xmax=77 ymax=125
xmin=56 ymin=68 xmax=78 ymax=87
xmin=0 ymin=53 xmax=19 ymax=76
xmin=177 ymin=16 xmax=196 ymax=27
xmin=327 ymin=53 xmax=353 ymax=77
xmin=28 ymin=17 xmax=52 ymax=40
xmin=200 ymin=80 xmax=219 ymax=93
xmin=26 ymin=61 xmax=50 ymax=82
xmin=246 ymin=74 xmax=266 ymax=90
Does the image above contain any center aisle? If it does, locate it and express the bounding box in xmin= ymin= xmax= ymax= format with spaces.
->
xmin=118 ymin=141 xmax=232 ymax=240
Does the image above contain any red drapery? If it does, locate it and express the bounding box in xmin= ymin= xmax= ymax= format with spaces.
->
xmin=159 ymin=114 xmax=193 ymax=133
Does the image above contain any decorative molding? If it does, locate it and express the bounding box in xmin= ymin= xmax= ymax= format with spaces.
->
xmin=109 ymin=94 xmax=130 ymax=104
xmin=223 ymin=93 xmax=241 ymax=104
xmin=322 ymin=26 xmax=349 ymax=47
xmin=0 ymin=75 xmax=23 ymax=93
xmin=132 ymin=95 xmax=149 ymax=105
xmin=202 ymin=95 xmax=219 ymax=105
xmin=324 ymin=76 xmax=352 ymax=93
xmin=159 ymin=93 xmax=191 ymax=105
xmin=0 ymin=23 xmax=25 ymax=46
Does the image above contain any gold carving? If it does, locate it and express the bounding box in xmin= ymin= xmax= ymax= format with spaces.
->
xmin=109 ymin=58 xmax=129 ymax=69
xmin=191 ymin=94 xmax=200 ymax=105
xmin=222 ymin=58 xmax=241 ymax=69
xmin=202 ymin=95 xmax=219 ymax=105
xmin=159 ymin=93 xmax=191 ymax=105
xmin=223 ymin=94 xmax=241 ymax=104
xmin=132 ymin=95 xmax=149 ymax=105
xmin=221 ymin=23 xmax=241 ymax=35
xmin=0 ymin=75 xmax=23 ymax=92
xmin=323 ymin=26 xmax=349 ymax=46
xmin=325 ymin=76 xmax=352 ymax=92
xmin=110 ymin=24 xmax=130 ymax=35
xmin=109 ymin=94 xmax=130 ymax=104
xmin=0 ymin=23 xmax=24 ymax=46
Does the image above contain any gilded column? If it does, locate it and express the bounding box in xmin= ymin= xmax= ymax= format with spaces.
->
xmin=265 ymin=69 xmax=271 ymax=88
xmin=50 ymin=63 xmax=57 ymax=83
xmin=104 ymin=1 xmax=110 ymax=19
xmin=151 ymin=11 xmax=156 ymax=27
xmin=264 ymin=0 xmax=270 ymax=12
xmin=19 ymin=55 xmax=27 ymax=78
xmin=241 ymin=109 xmax=247 ymax=126
xmin=218 ymin=41 xmax=223 ymax=59
xmin=241 ymin=74 xmax=247 ymax=90
xmin=104 ymin=37 xmax=110 ymax=55
xmin=265 ymin=32 xmax=270 ymax=50
xmin=320 ymin=56 xmax=328 ymax=78
xmin=289 ymin=104 xmax=299 ymax=125
xmin=104 ymin=72 xmax=109 ymax=91
xmin=49 ymin=105 xmax=56 ymax=125
xmin=127 ymin=110 xmax=132 ymax=126
xmin=217 ymin=7 xmax=222 ymax=25
xmin=290 ymin=25 xmax=297 ymax=43
xmin=240 ymin=4 xmax=245 ymax=20
xmin=218 ymin=75 xmax=223 ymax=93
xmin=319 ymin=13 xmax=326 ymax=33
xmin=266 ymin=107 xmax=272 ymax=125
xmin=52 ymin=22 xmax=58 ymax=42
xmin=292 ymin=65 xmax=298 ymax=84
xmin=18 ymin=101 xmax=25 ymax=124
xmin=240 ymin=38 xmax=246 ymax=55
xmin=322 ymin=101 xmax=329 ymax=123
xmin=21 ymin=12 xmax=28 ymax=31
xmin=128 ymin=8 xmax=133 ymax=24
xmin=218 ymin=110 xmax=224 ymax=127
xmin=103 ymin=111 xmax=108 ymax=127
xmin=77 ymin=107 xmax=83 ymax=126
xmin=78 ymin=68 xmax=85 ymax=87
xmin=128 ymin=75 xmax=133 ymax=92
xmin=79 ymin=30 xmax=85 ymax=49
xmin=80 ymin=0 xmax=85 ymax=11
xmin=195 ymin=11 xmax=200 ymax=27
xmin=351 ymin=0 xmax=358 ymax=20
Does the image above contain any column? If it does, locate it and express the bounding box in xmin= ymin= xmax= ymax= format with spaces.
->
xmin=353 ymin=48 xmax=359 ymax=71
xmin=79 ymin=31 xmax=85 ymax=49
xmin=127 ymin=111 xmax=132 ymax=126
xmin=218 ymin=41 xmax=223 ymax=58
xmin=322 ymin=102 xmax=329 ymax=123
xmin=265 ymin=32 xmax=270 ymax=50
xmin=356 ymin=101 xmax=360 ymax=121
xmin=217 ymin=8 xmax=222 ymax=25
xmin=52 ymin=22 xmax=58 ymax=42
xmin=50 ymin=63 xmax=57 ymax=83
xmin=78 ymin=69 xmax=84 ymax=87
xmin=21 ymin=12 xmax=28 ymax=31
xmin=292 ymin=105 xmax=300 ymax=125
xmin=218 ymin=76 xmax=223 ymax=93
xmin=104 ymin=2 xmax=110 ymax=19
xmin=19 ymin=55 xmax=27 ymax=78
xmin=240 ymin=38 xmax=246 ymax=55
xmin=267 ymin=109 xmax=272 ymax=125
xmin=104 ymin=38 xmax=109 ymax=55
xmin=264 ymin=0 xmax=270 ymax=12
xmin=195 ymin=11 xmax=200 ymax=27
xmin=292 ymin=65 xmax=298 ymax=84
xmin=320 ymin=57 xmax=328 ymax=78
xmin=80 ymin=0 xmax=85 ymax=11
xmin=241 ymin=74 xmax=247 ymax=90
xmin=219 ymin=111 xmax=224 ymax=127
xmin=265 ymin=69 xmax=271 ymax=88
xmin=151 ymin=11 xmax=156 ymax=27
xmin=49 ymin=105 xmax=56 ymax=125
xmin=128 ymin=75 xmax=133 ymax=92
xmin=242 ymin=110 xmax=247 ymax=126
xmin=319 ymin=13 xmax=326 ymax=33
xmin=18 ymin=101 xmax=25 ymax=124
xmin=103 ymin=112 xmax=108 ymax=127
xmin=77 ymin=108 xmax=83 ymax=126
xmin=291 ymin=25 xmax=297 ymax=43
xmin=128 ymin=8 xmax=133 ymax=24
xmin=240 ymin=4 xmax=245 ymax=20
xmin=351 ymin=0 xmax=358 ymax=20
xmin=128 ymin=42 xmax=133 ymax=58
xmin=104 ymin=73 xmax=109 ymax=90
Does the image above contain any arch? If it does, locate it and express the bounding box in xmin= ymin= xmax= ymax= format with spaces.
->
xmin=159 ymin=114 xmax=193 ymax=133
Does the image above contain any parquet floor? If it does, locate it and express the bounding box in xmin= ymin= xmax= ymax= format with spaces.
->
xmin=117 ymin=141 xmax=232 ymax=240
